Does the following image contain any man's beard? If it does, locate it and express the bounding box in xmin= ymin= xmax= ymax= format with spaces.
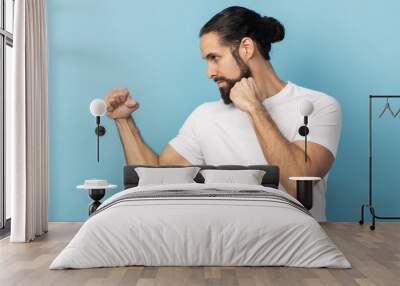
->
xmin=214 ymin=48 xmax=252 ymax=105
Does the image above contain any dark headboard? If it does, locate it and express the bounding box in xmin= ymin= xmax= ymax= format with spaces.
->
xmin=124 ymin=165 xmax=280 ymax=189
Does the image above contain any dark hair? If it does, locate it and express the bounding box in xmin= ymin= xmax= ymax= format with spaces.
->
xmin=199 ymin=6 xmax=285 ymax=60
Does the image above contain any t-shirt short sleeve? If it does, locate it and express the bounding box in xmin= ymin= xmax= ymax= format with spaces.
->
xmin=293 ymin=96 xmax=342 ymax=158
xmin=168 ymin=106 xmax=205 ymax=165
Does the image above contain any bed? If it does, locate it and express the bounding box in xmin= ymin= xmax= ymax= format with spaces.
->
xmin=50 ymin=165 xmax=350 ymax=269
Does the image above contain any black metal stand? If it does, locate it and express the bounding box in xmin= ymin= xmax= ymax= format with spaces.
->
xmin=296 ymin=180 xmax=313 ymax=210
xmin=94 ymin=116 xmax=106 ymax=162
xmin=88 ymin=188 xmax=105 ymax=216
xmin=359 ymin=95 xmax=400 ymax=230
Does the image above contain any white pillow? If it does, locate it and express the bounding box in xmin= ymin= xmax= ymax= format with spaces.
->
xmin=200 ymin=169 xmax=266 ymax=185
xmin=135 ymin=167 xmax=201 ymax=186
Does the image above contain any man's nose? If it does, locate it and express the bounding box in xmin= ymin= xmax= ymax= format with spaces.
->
xmin=207 ymin=65 xmax=217 ymax=80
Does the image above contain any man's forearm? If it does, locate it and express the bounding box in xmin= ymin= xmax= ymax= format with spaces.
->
xmin=248 ymin=107 xmax=312 ymax=197
xmin=115 ymin=117 xmax=159 ymax=165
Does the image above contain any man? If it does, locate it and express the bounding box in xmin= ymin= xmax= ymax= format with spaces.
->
xmin=104 ymin=6 xmax=341 ymax=221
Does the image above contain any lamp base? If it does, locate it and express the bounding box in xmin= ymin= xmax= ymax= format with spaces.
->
xmin=88 ymin=188 xmax=105 ymax=215
xmin=296 ymin=180 xmax=313 ymax=210
xmin=95 ymin=126 xmax=106 ymax=136
xmin=298 ymin=126 xmax=309 ymax=136
xmin=289 ymin=177 xmax=321 ymax=210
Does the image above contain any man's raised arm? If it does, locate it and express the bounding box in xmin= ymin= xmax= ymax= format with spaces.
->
xmin=105 ymin=88 xmax=190 ymax=166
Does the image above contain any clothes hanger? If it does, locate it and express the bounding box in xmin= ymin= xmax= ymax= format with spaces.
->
xmin=378 ymin=97 xmax=395 ymax=118
xmin=394 ymin=106 xmax=400 ymax=118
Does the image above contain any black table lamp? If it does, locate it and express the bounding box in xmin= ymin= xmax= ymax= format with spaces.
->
xmin=290 ymin=99 xmax=321 ymax=210
xmin=298 ymin=99 xmax=313 ymax=162
xmin=89 ymin=99 xmax=107 ymax=162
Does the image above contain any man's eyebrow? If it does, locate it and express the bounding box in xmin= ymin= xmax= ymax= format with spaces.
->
xmin=202 ymin=53 xmax=220 ymax=60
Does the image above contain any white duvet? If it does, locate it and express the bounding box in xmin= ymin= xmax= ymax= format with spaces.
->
xmin=50 ymin=183 xmax=351 ymax=269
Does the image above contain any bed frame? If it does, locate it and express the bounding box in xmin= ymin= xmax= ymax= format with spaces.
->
xmin=124 ymin=165 xmax=280 ymax=189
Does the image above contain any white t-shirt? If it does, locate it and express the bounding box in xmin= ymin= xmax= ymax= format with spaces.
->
xmin=169 ymin=81 xmax=342 ymax=221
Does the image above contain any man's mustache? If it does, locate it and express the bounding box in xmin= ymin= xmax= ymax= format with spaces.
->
xmin=214 ymin=76 xmax=250 ymax=83
xmin=214 ymin=77 xmax=228 ymax=83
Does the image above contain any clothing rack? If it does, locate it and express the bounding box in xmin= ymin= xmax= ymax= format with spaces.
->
xmin=359 ymin=95 xmax=400 ymax=230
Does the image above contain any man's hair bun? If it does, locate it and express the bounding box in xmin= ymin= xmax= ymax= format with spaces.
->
xmin=260 ymin=16 xmax=285 ymax=44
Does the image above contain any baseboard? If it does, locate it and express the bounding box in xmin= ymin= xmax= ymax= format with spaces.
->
xmin=0 ymin=218 xmax=11 ymax=239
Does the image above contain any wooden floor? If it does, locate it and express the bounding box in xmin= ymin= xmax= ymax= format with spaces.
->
xmin=0 ymin=222 xmax=399 ymax=286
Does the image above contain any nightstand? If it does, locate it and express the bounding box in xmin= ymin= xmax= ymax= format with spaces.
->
xmin=289 ymin=177 xmax=321 ymax=210
xmin=77 ymin=179 xmax=117 ymax=215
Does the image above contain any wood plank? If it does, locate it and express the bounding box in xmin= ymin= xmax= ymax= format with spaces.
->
xmin=0 ymin=222 xmax=399 ymax=286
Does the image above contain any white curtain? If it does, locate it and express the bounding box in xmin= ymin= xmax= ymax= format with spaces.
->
xmin=8 ymin=0 xmax=48 ymax=242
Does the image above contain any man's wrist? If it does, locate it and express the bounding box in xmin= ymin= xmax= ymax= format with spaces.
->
xmin=247 ymin=104 xmax=278 ymax=134
xmin=248 ymin=104 xmax=268 ymax=118
xmin=116 ymin=116 xmax=142 ymax=138
xmin=114 ymin=117 xmax=130 ymax=128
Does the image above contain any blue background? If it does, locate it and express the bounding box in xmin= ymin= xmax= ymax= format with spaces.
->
xmin=47 ymin=0 xmax=400 ymax=221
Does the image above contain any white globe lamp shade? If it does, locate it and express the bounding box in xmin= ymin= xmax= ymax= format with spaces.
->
xmin=90 ymin=99 xmax=106 ymax=117
xmin=299 ymin=99 xmax=314 ymax=116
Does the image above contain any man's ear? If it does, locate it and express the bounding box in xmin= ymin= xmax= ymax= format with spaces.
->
xmin=239 ymin=37 xmax=256 ymax=60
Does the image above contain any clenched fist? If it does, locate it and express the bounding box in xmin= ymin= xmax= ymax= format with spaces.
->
xmin=230 ymin=77 xmax=263 ymax=113
xmin=104 ymin=88 xmax=139 ymax=119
